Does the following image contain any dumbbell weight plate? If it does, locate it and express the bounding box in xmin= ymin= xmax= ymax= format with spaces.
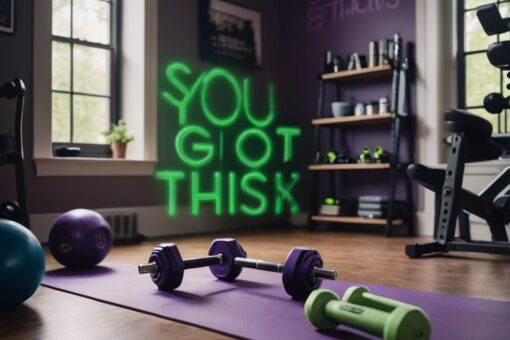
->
xmin=282 ymin=248 xmax=324 ymax=300
xmin=304 ymin=289 xmax=342 ymax=330
xmin=0 ymin=200 xmax=21 ymax=222
xmin=148 ymin=243 xmax=184 ymax=291
xmin=208 ymin=238 xmax=247 ymax=281
xmin=385 ymin=308 xmax=432 ymax=340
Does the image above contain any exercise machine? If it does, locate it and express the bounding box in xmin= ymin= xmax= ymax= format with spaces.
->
xmin=0 ymin=78 xmax=29 ymax=228
xmin=406 ymin=4 xmax=510 ymax=257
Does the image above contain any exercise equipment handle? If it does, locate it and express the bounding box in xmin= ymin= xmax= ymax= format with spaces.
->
xmin=325 ymin=300 xmax=388 ymax=336
xmin=234 ymin=257 xmax=337 ymax=280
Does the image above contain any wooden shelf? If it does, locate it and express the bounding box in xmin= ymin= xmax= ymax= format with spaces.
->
xmin=308 ymin=163 xmax=391 ymax=171
xmin=312 ymin=113 xmax=393 ymax=127
xmin=311 ymin=215 xmax=403 ymax=226
xmin=321 ymin=65 xmax=392 ymax=82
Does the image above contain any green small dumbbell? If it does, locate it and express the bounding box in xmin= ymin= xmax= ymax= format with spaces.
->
xmin=305 ymin=287 xmax=431 ymax=340
xmin=373 ymin=146 xmax=388 ymax=163
xmin=358 ymin=147 xmax=372 ymax=163
xmin=326 ymin=151 xmax=337 ymax=164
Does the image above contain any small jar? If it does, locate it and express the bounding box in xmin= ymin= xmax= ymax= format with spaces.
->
xmin=379 ymin=97 xmax=389 ymax=114
xmin=354 ymin=103 xmax=365 ymax=116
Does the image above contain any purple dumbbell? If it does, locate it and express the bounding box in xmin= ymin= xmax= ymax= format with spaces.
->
xmin=139 ymin=240 xmax=337 ymax=300
xmin=138 ymin=238 xmax=247 ymax=291
xmin=233 ymin=247 xmax=337 ymax=300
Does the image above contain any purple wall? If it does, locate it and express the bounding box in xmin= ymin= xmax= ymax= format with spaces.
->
xmin=0 ymin=0 xmax=163 ymax=214
xmin=278 ymin=0 xmax=416 ymax=208
xmin=0 ymin=0 xmax=281 ymax=216
xmin=0 ymin=0 xmax=416 ymax=218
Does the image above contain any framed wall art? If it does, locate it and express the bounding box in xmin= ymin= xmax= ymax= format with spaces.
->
xmin=199 ymin=0 xmax=262 ymax=69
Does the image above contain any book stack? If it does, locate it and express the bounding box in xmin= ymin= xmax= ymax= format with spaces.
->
xmin=357 ymin=196 xmax=406 ymax=219
xmin=319 ymin=198 xmax=357 ymax=216
xmin=319 ymin=204 xmax=341 ymax=216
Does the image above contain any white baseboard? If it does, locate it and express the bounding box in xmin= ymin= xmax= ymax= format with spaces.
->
xmin=30 ymin=206 xmax=279 ymax=243
xmin=416 ymin=210 xmax=509 ymax=241
xmin=416 ymin=211 xmax=435 ymax=237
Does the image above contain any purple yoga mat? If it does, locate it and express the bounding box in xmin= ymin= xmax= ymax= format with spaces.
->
xmin=43 ymin=263 xmax=510 ymax=340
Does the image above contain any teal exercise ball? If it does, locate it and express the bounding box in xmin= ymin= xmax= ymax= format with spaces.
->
xmin=0 ymin=218 xmax=45 ymax=310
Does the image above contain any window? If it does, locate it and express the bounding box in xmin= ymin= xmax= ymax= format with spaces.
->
xmin=51 ymin=0 xmax=120 ymax=156
xmin=34 ymin=0 xmax=158 ymax=176
xmin=458 ymin=0 xmax=510 ymax=134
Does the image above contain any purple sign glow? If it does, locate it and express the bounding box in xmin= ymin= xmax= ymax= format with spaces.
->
xmin=306 ymin=0 xmax=401 ymax=30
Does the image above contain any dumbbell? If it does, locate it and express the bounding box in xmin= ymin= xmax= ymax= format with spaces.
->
xmin=305 ymin=287 xmax=431 ymax=340
xmin=358 ymin=146 xmax=373 ymax=163
xmin=138 ymin=238 xmax=246 ymax=291
xmin=138 ymin=238 xmax=337 ymax=299
xmin=373 ymin=146 xmax=388 ymax=163
xmin=235 ymin=246 xmax=337 ymax=299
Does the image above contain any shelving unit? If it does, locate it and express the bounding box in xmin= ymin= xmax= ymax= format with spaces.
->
xmin=312 ymin=113 xmax=393 ymax=127
xmin=321 ymin=64 xmax=392 ymax=81
xmin=309 ymin=34 xmax=414 ymax=237
xmin=308 ymin=163 xmax=391 ymax=171
xmin=310 ymin=215 xmax=404 ymax=226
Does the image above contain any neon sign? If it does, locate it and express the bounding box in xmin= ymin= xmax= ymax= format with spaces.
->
xmin=158 ymin=62 xmax=302 ymax=217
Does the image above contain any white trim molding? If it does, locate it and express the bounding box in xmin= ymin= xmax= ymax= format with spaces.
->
xmin=34 ymin=158 xmax=158 ymax=177
xmin=30 ymin=206 xmax=278 ymax=243
xmin=414 ymin=0 xmax=457 ymax=235
xmin=33 ymin=0 xmax=159 ymax=177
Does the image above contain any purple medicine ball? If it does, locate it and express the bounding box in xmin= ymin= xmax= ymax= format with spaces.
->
xmin=49 ymin=209 xmax=112 ymax=268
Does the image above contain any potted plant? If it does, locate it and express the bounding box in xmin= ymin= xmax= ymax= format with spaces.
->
xmin=102 ymin=120 xmax=134 ymax=159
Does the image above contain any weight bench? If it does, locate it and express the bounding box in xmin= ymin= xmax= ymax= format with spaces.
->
xmin=406 ymin=109 xmax=510 ymax=257
xmin=0 ymin=78 xmax=29 ymax=228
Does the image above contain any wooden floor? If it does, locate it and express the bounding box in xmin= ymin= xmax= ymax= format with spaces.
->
xmin=1 ymin=230 xmax=510 ymax=339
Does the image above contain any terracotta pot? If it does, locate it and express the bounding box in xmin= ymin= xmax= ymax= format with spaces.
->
xmin=111 ymin=142 xmax=128 ymax=159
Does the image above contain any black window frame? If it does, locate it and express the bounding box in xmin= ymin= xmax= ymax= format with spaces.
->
xmin=51 ymin=0 xmax=122 ymax=157
xmin=457 ymin=0 xmax=510 ymax=134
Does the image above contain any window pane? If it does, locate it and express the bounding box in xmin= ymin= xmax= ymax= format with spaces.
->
xmin=52 ymin=41 xmax=71 ymax=91
xmin=73 ymin=0 xmax=110 ymax=44
xmin=465 ymin=0 xmax=494 ymax=10
xmin=464 ymin=10 xmax=496 ymax=51
xmin=467 ymin=108 xmax=501 ymax=133
xmin=73 ymin=95 xmax=110 ymax=144
xmin=498 ymin=2 xmax=510 ymax=18
xmin=73 ymin=45 xmax=110 ymax=96
xmin=466 ymin=52 xmax=500 ymax=107
xmin=52 ymin=0 xmax=71 ymax=37
xmin=52 ymin=93 xmax=71 ymax=143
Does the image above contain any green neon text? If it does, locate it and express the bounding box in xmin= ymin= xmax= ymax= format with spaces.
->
xmin=243 ymin=79 xmax=275 ymax=127
xmin=163 ymin=62 xmax=275 ymax=127
xmin=175 ymin=125 xmax=215 ymax=168
xmin=160 ymin=62 xmax=303 ymax=218
xmin=155 ymin=171 xmax=300 ymax=217
xmin=162 ymin=63 xmax=204 ymax=125
xmin=236 ymin=128 xmax=272 ymax=168
xmin=240 ymin=172 xmax=268 ymax=216
xmin=276 ymin=127 xmax=302 ymax=163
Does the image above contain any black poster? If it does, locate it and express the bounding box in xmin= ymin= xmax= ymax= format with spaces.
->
xmin=199 ymin=0 xmax=262 ymax=69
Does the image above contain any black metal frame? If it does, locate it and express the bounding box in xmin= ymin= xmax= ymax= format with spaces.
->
xmin=51 ymin=0 xmax=121 ymax=157
xmin=406 ymin=131 xmax=510 ymax=257
xmin=309 ymin=34 xmax=415 ymax=237
xmin=0 ymin=78 xmax=29 ymax=228
xmin=457 ymin=0 xmax=510 ymax=133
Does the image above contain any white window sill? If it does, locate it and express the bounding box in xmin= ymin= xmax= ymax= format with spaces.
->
xmin=33 ymin=157 xmax=158 ymax=177
xmin=465 ymin=158 xmax=510 ymax=176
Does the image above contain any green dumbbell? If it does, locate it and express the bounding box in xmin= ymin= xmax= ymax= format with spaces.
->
xmin=373 ymin=146 xmax=388 ymax=163
xmin=326 ymin=151 xmax=337 ymax=164
xmin=358 ymin=147 xmax=372 ymax=163
xmin=305 ymin=287 xmax=431 ymax=340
